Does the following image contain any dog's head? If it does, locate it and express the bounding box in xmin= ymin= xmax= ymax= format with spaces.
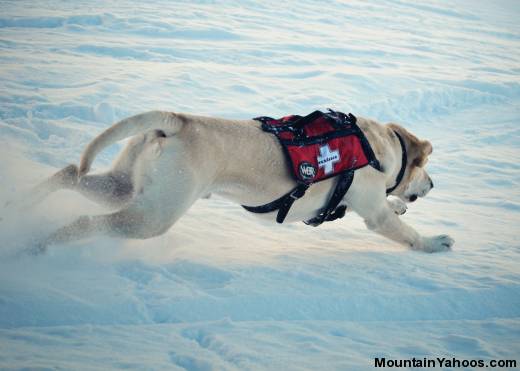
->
xmin=387 ymin=124 xmax=434 ymax=203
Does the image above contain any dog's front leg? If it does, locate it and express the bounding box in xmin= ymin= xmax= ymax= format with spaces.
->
xmin=387 ymin=197 xmax=407 ymax=215
xmin=364 ymin=205 xmax=453 ymax=252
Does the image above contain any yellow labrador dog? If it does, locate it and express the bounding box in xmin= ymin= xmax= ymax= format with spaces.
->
xmin=22 ymin=111 xmax=454 ymax=253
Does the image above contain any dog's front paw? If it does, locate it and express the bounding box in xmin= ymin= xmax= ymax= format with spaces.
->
xmin=388 ymin=198 xmax=407 ymax=215
xmin=420 ymin=234 xmax=454 ymax=253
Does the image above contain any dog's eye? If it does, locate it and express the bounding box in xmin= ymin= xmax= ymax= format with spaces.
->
xmin=412 ymin=155 xmax=429 ymax=167
xmin=412 ymin=158 xmax=423 ymax=167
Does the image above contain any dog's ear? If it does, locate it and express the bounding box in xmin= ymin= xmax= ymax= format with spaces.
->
xmin=422 ymin=140 xmax=432 ymax=156
xmin=411 ymin=140 xmax=432 ymax=167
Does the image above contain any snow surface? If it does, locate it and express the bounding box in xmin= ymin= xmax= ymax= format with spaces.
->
xmin=0 ymin=0 xmax=519 ymax=369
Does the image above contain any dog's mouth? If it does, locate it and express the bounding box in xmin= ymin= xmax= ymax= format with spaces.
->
xmin=408 ymin=194 xmax=418 ymax=202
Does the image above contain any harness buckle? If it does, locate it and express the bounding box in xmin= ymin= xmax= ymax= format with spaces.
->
xmin=289 ymin=191 xmax=300 ymax=200
xmin=289 ymin=185 xmax=308 ymax=200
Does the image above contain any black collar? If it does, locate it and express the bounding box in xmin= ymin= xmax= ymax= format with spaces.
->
xmin=386 ymin=131 xmax=407 ymax=194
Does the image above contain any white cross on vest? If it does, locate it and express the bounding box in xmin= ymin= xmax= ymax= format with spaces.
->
xmin=317 ymin=144 xmax=340 ymax=175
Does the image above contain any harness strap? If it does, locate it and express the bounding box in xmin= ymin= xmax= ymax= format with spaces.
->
xmin=242 ymin=183 xmax=310 ymax=224
xmin=304 ymin=170 xmax=355 ymax=227
xmin=385 ymin=131 xmax=407 ymax=194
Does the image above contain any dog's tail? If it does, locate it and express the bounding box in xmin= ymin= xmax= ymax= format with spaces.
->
xmin=79 ymin=110 xmax=183 ymax=175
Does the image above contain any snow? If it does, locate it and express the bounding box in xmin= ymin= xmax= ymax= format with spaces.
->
xmin=0 ymin=0 xmax=519 ymax=369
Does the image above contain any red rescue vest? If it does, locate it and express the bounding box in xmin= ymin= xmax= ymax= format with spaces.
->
xmin=255 ymin=110 xmax=381 ymax=183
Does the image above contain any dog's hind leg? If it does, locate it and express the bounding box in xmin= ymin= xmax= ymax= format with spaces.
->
xmin=32 ymin=194 xmax=196 ymax=254
xmin=32 ymin=173 xmax=202 ymax=254
xmin=75 ymin=170 xmax=134 ymax=208
xmin=4 ymin=164 xmax=80 ymax=212
xmin=31 ymin=207 xmax=151 ymax=254
xmin=7 ymin=164 xmax=134 ymax=213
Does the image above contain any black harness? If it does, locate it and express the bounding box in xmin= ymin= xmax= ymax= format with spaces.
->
xmin=385 ymin=131 xmax=407 ymax=195
xmin=242 ymin=112 xmax=407 ymax=227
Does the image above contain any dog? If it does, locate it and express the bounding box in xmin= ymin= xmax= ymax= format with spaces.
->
xmin=15 ymin=110 xmax=454 ymax=253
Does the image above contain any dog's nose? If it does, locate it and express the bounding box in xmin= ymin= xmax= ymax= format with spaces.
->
xmin=429 ymin=179 xmax=434 ymax=189
xmin=154 ymin=129 xmax=167 ymax=138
